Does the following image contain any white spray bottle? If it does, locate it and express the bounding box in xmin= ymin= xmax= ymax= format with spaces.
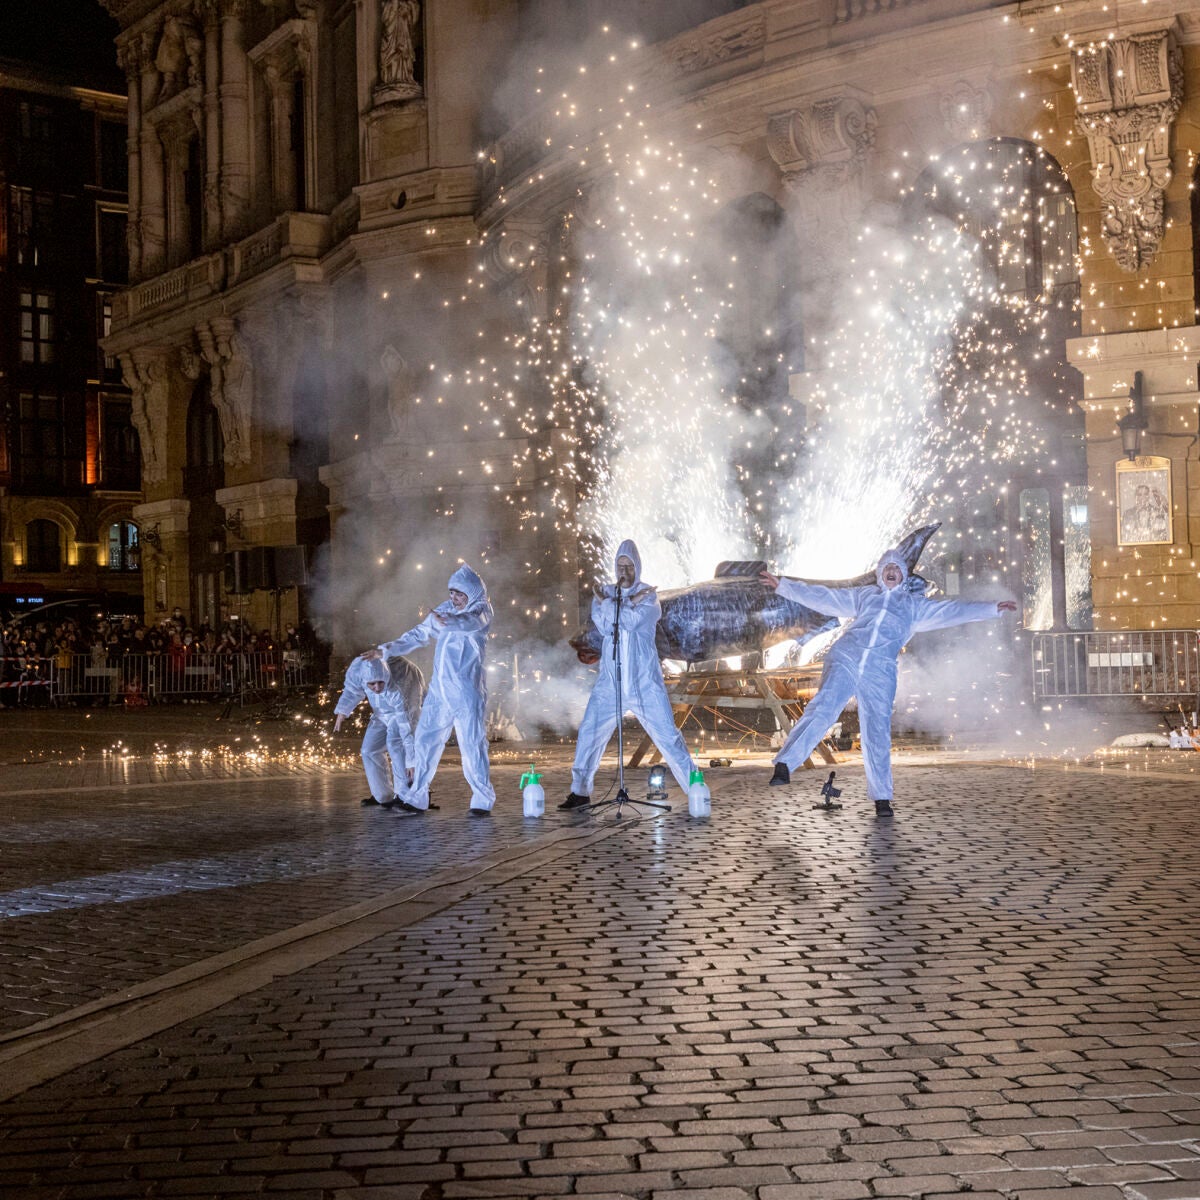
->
xmin=520 ymin=763 xmax=545 ymax=817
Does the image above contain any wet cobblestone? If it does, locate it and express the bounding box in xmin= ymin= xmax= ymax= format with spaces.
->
xmin=0 ymin=726 xmax=1196 ymax=1197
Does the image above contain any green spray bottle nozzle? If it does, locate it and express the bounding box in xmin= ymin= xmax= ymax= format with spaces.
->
xmin=689 ymin=768 xmax=705 ymax=785
xmin=520 ymin=763 xmax=542 ymax=789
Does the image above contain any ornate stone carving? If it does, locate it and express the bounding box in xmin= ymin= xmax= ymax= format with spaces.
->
xmin=376 ymin=0 xmax=422 ymax=103
xmin=155 ymin=14 xmax=203 ymax=102
xmin=196 ymin=317 xmax=253 ymax=466
xmin=767 ymin=97 xmax=877 ymax=278
xmin=119 ymin=351 xmax=169 ymax=485
xmin=666 ymin=13 xmax=766 ymax=77
xmin=1072 ymin=28 xmax=1183 ymax=272
xmin=766 ymin=97 xmax=877 ymax=183
xmin=940 ymin=80 xmax=992 ymax=144
xmin=481 ymin=222 xmax=548 ymax=332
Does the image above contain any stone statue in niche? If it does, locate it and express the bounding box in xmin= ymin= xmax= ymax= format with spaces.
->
xmin=377 ymin=0 xmax=422 ymax=101
xmin=154 ymin=15 xmax=202 ymax=103
xmin=119 ymin=352 xmax=167 ymax=484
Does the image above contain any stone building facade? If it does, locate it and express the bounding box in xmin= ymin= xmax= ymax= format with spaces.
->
xmin=98 ymin=0 xmax=1200 ymax=654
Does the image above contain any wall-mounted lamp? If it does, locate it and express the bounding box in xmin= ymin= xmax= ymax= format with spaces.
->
xmin=142 ymin=523 xmax=162 ymax=551
xmin=223 ymin=508 xmax=244 ymax=537
xmin=1117 ymin=370 xmax=1149 ymax=461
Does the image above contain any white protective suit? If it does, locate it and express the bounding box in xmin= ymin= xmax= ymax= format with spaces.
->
xmin=774 ymin=548 xmax=1003 ymax=800
xmin=379 ymin=564 xmax=495 ymax=811
xmin=335 ymin=655 xmax=424 ymax=804
xmin=571 ymin=539 xmax=697 ymax=796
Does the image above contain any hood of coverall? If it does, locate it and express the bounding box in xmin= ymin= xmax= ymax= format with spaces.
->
xmin=614 ymin=539 xmax=642 ymax=589
xmin=875 ymin=548 xmax=908 ymax=589
xmin=448 ymin=563 xmax=487 ymax=607
xmin=364 ymin=658 xmax=389 ymax=685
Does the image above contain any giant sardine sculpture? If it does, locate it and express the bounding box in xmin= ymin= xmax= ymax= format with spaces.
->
xmin=570 ymin=524 xmax=940 ymax=665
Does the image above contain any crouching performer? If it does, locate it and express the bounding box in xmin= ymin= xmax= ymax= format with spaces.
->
xmin=334 ymin=655 xmax=424 ymax=808
xmin=760 ymin=547 xmax=1016 ymax=816
xmin=561 ymin=539 xmax=697 ymax=810
xmin=364 ymin=564 xmax=495 ymax=817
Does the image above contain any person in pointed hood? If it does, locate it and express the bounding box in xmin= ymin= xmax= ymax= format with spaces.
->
xmin=363 ymin=562 xmax=495 ymax=816
xmin=561 ymin=538 xmax=698 ymax=809
xmin=334 ymin=654 xmax=425 ymax=808
xmin=760 ymin=545 xmax=1016 ymax=816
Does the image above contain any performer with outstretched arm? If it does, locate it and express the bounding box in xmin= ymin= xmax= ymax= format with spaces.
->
xmin=362 ymin=564 xmax=495 ymax=817
xmin=760 ymin=546 xmax=1016 ymax=816
xmin=561 ymin=539 xmax=698 ymax=809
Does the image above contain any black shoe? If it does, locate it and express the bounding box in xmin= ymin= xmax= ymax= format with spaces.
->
xmin=468 ymin=807 xmax=491 ymax=818
xmin=875 ymin=800 xmax=894 ymax=817
xmin=769 ymin=762 xmax=790 ymax=786
xmin=558 ymin=792 xmax=590 ymax=810
xmin=391 ymin=799 xmax=427 ymax=814
xmin=360 ymin=796 xmax=380 ymax=807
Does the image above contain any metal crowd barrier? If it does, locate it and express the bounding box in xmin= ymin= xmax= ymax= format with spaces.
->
xmin=1031 ymin=629 xmax=1200 ymax=700
xmin=0 ymin=651 xmax=313 ymax=706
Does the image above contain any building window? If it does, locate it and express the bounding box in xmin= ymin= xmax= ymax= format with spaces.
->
xmin=1020 ymin=488 xmax=1053 ymax=631
xmin=9 ymin=188 xmax=59 ymax=271
xmin=25 ymin=519 xmax=62 ymax=573
xmin=1063 ymin=485 xmax=1092 ymax=631
xmin=98 ymin=208 xmax=129 ymax=283
xmin=102 ymin=399 xmax=141 ymax=490
xmin=18 ymin=290 xmax=55 ymax=364
xmin=18 ymin=101 xmax=54 ymax=142
xmin=107 ymin=520 xmax=139 ymax=571
xmin=97 ymin=292 xmax=120 ymax=379
xmin=16 ymin=392 xmax=83 ymax=490
xmin=185 ymin=380 xmax=224 ymax=493
xmin=99 ymin=120 xmax=128 ymax=191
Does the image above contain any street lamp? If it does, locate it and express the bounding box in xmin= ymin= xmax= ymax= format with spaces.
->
xmin=1117 ymin=370 xmax=1148 ymax=461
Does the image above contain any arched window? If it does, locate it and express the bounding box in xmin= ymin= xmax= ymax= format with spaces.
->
xmin=107 ymin=520 xmax=139 ymax=571
xmin=913 ymin=138 xmax=1079 ymax=308
xmin=25 ymin=519 xmax=61 ymax=573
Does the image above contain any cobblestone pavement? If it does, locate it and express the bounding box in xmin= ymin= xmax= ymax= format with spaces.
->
xmin=0 ymin=718 xmax=1197 ymax=1200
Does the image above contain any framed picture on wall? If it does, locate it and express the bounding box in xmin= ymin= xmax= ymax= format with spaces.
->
xmin=1116 ymin=455 xmax=1172 ymax=546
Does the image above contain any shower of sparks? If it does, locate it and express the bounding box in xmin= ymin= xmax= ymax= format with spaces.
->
xmin=472 ymin=49 xmax=1085 ymax=593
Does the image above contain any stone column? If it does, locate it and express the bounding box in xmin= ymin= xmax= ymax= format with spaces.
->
xmin=201 ymin=0 xmax=223 ymax=247
xmin=766 ymin=96 xmax=877 ymax=281
xmin=219 ymin=0 xmax=251 ymax=238
xmin=139 ymin=30 xmax=167 ymax=276
xmin=118 ymin=38 xmax=144 ymax=279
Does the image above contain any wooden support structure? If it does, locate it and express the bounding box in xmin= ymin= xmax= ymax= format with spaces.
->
xmin=628 ymin=665 xmax=841 ymax=769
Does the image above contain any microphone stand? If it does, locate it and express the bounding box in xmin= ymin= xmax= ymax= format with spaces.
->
xmin=584 ymin=580 xmax=671 ymax=818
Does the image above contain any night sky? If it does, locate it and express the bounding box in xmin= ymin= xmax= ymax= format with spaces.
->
xmin=0 ymin=0 xmax=123 ymax=94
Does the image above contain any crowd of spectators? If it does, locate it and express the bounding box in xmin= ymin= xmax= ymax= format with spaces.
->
xmin=1 ymin=606 xmax=328 ymax=706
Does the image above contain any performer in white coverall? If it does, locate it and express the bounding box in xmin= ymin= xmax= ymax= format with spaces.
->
xmin=365 ymin=564 xmax=495 ymax=816
xmin=333 ymin=655 xmax=424 ymax=807
xmin=561 ymin=539 xmax=697 ymax=810
xmin=760 ymin=547 xmax=1016 ymax=815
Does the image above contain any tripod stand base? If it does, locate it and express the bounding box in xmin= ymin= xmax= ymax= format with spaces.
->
xmin=584 ymin=787 xmax=671 ymax=817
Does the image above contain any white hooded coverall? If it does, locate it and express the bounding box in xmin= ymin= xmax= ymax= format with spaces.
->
xmin=571 ymin=539 xmax=697 ymax=797
xmin=379 ymin=564 xmax=495 ymax=811
xmin=335 ymin=655 xmax=424 ymax=804
xmin=774 ymin=548 xmax=1002 ymax=801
